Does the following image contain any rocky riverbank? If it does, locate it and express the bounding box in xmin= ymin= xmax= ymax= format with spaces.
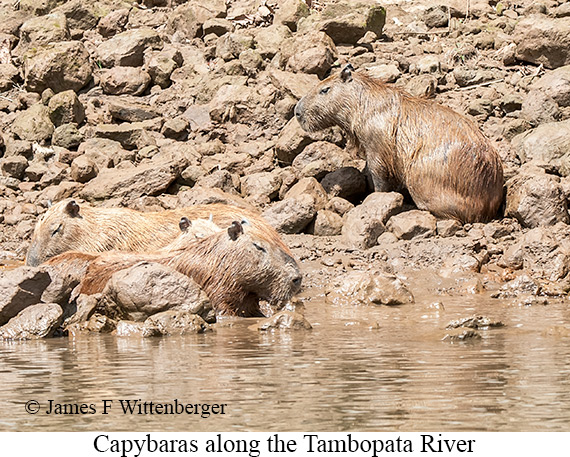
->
xmin=1 ymin=0 xmax=570 ymax=338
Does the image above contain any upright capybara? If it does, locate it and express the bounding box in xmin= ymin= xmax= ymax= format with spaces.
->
xmin=47 ymin=219 xmax=302 ymax=317
xmin=295 ymin=64 xmax=504 ymax=223
xmin=26 ymin=199 xmax=290 ymax=266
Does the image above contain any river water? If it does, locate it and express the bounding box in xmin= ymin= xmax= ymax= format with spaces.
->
xmin=1 ymin=280 xmax=570 ymax=432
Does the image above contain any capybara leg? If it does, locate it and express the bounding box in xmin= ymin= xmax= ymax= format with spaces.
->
xmin=367 ymin=165 xmax=392 ymax=192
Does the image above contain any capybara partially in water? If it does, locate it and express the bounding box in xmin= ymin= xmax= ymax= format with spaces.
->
xmin=46 ymin=219 xmax=302 ymax=317
xmin=26 ymin=199 xmax=290 ymax=266
xmin=295 ymin=64 xmax=504 ymax=223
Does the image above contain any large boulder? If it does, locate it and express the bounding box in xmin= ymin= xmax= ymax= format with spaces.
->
xmin=16 ymin=11 xmax=70 ymax=55
xmin=386 ymin=210 xmax=437 ymax=240
xmin=99 ymin=67 xmax=151 ymax=96
xmin=23 ymin=41 xmax=92 ymax=94
xmin=262 ymin=194 xmax=317 ymax=234
xmin=166 ymin=0 xmax=226 ymax=41
xmin=505 ymin=165 xmax=569 ymax=228
xmin=342 ymin=192 xmax=404 ymax=249
xmin=0 ymin=267 xmax=52 ymax=326
xmin=0 ymin=303 xmax=63 ymax=340
xmin=512 ymin=119 xmax=570 ymax=176
xmin=11 ymin=104 xmax=55 ymax=142
xmin=48 ymin=90 xmax=85 ymax=127
xmin=96 ymin=28 xmax=162 ymax=67
xmin=103 ymin=262 xmax=213 ymax=322
xmin=281 ymin=31 xmax=337 ymax=78
xmin=513 ymin=16 xmax=570 ymax=69
xmin=530 ymin=65 xmax=570 ymax=107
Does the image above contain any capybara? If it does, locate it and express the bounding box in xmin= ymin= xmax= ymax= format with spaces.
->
xmin=26 ymin=199 xmax=290 ymax=266
xmin=46 ymin=219 xmax=302 ymax=317
xmin=294 ymin=64 xmax=504 ymax=223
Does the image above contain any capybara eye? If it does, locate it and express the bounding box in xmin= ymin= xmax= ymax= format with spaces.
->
xmin=253 ymin=242 xmax=267 ymax=253
xmin=319 ymin=86 xmax=330 ymax=95
xmin=51 ymin=224 xmax=62 ymax=237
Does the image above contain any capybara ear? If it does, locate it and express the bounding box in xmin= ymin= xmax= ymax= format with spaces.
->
xmin=179 ymin=217 xmax=191 ymax=232
xmin=240 ymin=218 xmax=251 ymax=227
xmin=228 ymin=221 xmax=244 ymax=241
xmin=65 ymin=200 xmax=80 ymax=217
xmin=340 ymin=64 xmax=354 ymax=82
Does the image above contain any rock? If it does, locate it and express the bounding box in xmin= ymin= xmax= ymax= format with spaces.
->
xmin=501 ymin=227 xmax=570 ymax=281
xmin=442 ymin=330 xmax=481 ymax=342
xmin=284 ymin=177 xmax=327 ymax=211
xmin=521 ymin=90 xmax=560 ymax=126
xmin=531 ymin=65 xmax=570 ymax=107
xmin=446 ymin=315 xmax=504 ymax=330
xmin=254 ymin=24 xmax=292 ymax=59
xmin=0 ymin=267 xmax=52 ymax=326
xmin=100 ymin=67 xmax=151 ymax=96
xmin=52 ymin=0 xmax=99 ymax=33
xmin=274 ymin=0 xmax=309 ymax=31
xmin=77 ymin=138 xmax=132 ymax=168
xmin=342 ymin=192 xmax=404 ymax=249
xmin=196 ymin=170 xmax=237 ymax=195
xmin=386 ymin=210 xmax=437 ymax=240
xmin=108 ymin=99 xmax=160 ymax=123
xmin=326 ymin=270 xmax=414 ymax=306
xmin=253 ymin=310 xmax=312 ymax=331
xmin=161 ymin=116 xmax=190 ymax=141
xmin=23 ymin=41 xmax=91 ymax=94
xmin=505 ymin=166 xmax=569 ymax=228
xmin=262 ymin=194 xmax=316 ymax=234
xmin=268 ymin=67 xmax=320 ymax=100
xmin=19 ymin=0 xmax=63 ymax=15
xmin=147 ymin=49 xmax=182 ymax=89
xmin=11 ymin=104 xmax=54 ymax=143
xmin=283 ymin=31 xmax=337 ymax=78
xmin=216 ymin=31 xmax=254 ymax=61
xmin=97 ymin=28 xmax=162 ymax=68
xmin=103 ymin=262 xmax=213 ymax=322
xmin=321 ymin=167 xmax=367 ymax=200
xmin=98 ymin=8 xmax=129 ymax=38
xmin=0 ymin=63 xmax=19 ymax=91
xmin=555 ymin=3 xmax=570 ymax=18
xmin=94 ymin=122 xmax=155 ymax=150
xmin=1 ymin=156 xmax=28 ymax=180
xmin=167 ymin=1 xmax=226 ymax=41
xmin=291 ymin=141 xmax=353 ymax=180
xmin=424 ymin=5 xmax=449 ymax=28
xmin=203 ymin=18 xmax=233 ymax=36
xmin=366 ymin=64 xmax=401 ymax=83
xmin=437 ymin=219 xmax=462 ymax=237
xmin=47 ymin=90 xmax=85 ymax=127
xmin=439 ymin=254 xmax=481 ymax=278
xmin=406 ymin=74 xmax=437 ymax=98
xmin=512 ymin=119 xmax=570 ymax=175
xmin=513 ymin=16 xmax=570 ymax=69
xmin=299 ymin=1 xmax=386 ymax=45
xmin=81 ymin=158 xmax=182 ymax=201
xmin=16 ymin=11 xmax=70 ymax=56
xmin=70 ymin=155 xmax=98 ymax=183
xmin=52 ymin=123 xmax=83 ymax=149
xmin=0 ymin=303 xmax=63 ymax=340
xmin=144 ymin=310 xmax=211 ymax=336
xmin=312 ymin=209 xmax=343 ymax=236
xmin=326 ymin=196 xmax=354 ymax=216
xmin=240 ymin=171 xmax=282 ymax=201
xmin=239 ymin=49 xmax=263 ymax=74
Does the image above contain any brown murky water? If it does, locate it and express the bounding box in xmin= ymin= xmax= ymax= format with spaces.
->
xmin=1 ymin=273 xmax=570 ymax=432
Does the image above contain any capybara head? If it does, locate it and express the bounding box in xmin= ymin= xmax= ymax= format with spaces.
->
xmin=295 ymin=64 xmax=359 ymax=133
xmin=171 ymin=219 xmax=302 ymax=316
xmin=26 ymin=199 xmax=85 ymax=267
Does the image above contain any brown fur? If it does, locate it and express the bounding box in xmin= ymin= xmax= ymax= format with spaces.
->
xmin=27 ymin=200 xmax=290 ymax=266
xmin=46 ymin=221 xmax=302 ymax=318
xmin=295 ymin=65 xmax=504 ymax=223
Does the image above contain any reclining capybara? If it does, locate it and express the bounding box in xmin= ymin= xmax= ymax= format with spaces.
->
xmin=294 ymin=64 xmax=504 ymax=223
xmin=26 ymin=199 xmax=290 ymax=266
xmin=46 ymin=219 xmax=302 ymax=317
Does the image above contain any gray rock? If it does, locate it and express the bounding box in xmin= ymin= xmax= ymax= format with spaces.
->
xmin=505 ymin=166 xmax=569 ymax=228
xmin=262 ymin=194 xmax=317 ymax=234
xmin=52 ymin=123 xmax=84 ymax=149
xmin=292 ymin=141 xmax=352 ymax=180
xmin=0 ymin=267 xmax=52 ymax=326
xmin=342 ymin=192 xmax=404 ymax=249
xmin=97 ymin=28 xmax=162 ymax=68
xmin=144 ymin=310 xmax=211 ymax=336
xmin=386 ymin=210 xmax=437 ymax=240
xmin=326 ymin=270 xmax=414 ymax=306
xmin=48 ymin=90 xmax=85 ymax=127
xmin=23 ymin=41 xmax=92 ymax=94
xmin=1 ymin=156 xmax=28 ymax=180
xmin=11 ymin=104 xmax=55 ymax=142
xmin=312 ymin=209 xmax=343 ymax=236
xmin=512 ymin=119 xmax=570 ymax=175
xmin=514 ymin=16 xmax=570 ymax=69
xmin=423 ymin=5 xmax=449 ymax=28
xmin=100 ymin=67 xmax=151 ymax=96
xmin=0 ymin=303 xmax=63 ymax=340
xmin=103 ymin=262 xmax=213 ymax=322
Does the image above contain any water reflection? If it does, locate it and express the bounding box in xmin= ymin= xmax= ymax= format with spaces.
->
xmin=1 ymin=290 xmax=569 ymax=431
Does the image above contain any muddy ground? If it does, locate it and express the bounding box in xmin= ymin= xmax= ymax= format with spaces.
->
xmin=0 ymin=0 xmax=570 ymax=336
